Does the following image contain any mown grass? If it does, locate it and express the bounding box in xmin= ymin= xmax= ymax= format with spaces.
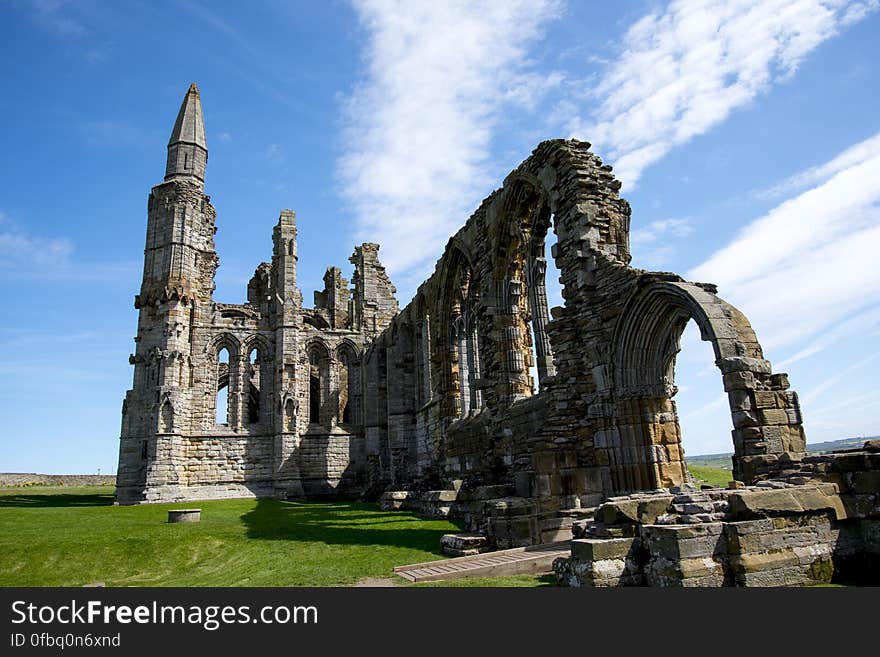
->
xmin=687 ymin=465 xmax=732 ymax=488
xmin=0 ymin=485 xmax=557 ymax=587
xmin=0 ymin=485 xmax=462 ymax=587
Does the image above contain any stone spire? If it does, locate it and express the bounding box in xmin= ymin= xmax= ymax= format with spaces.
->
xmin=164 ymin=83 xmax=208 ymax=183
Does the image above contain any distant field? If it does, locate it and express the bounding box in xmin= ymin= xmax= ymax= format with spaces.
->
xmin=685 ymin=454 xmax=733 ymax=470
xmin=685 ymin=435 xmax=877 ymax=470
xmin=0 ymin=485 xmax=557 ymax=587
xmin=686 ymin=465 xmax=731 ymax=488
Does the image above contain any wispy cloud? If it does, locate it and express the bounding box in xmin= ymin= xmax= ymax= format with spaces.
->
xmin=689 ymin=131 xmax=880 ymax=353
xmin=801 ymin=351 xmax=880 ymax=403
xmin=630 ymin=217 xmax=692 ymax=269
xmin=757 ymin=129 xmax=880 ymax=199
xmin=0 ymin=211 xmax=137 ymax=281
xmin=26 ymin=0 xmax=88 ymax=38
xmin=775 ymin=306 xmax=880 ymax=368
xmin=0 ymin=212 xmax=73 ymax=270
xmin=339 ymin=0 xmax=562 ymax=289
xmin=566 ymin=0 xmax=879 ymax=187
xmin=632 ymin=218 xmax=692 ymax=245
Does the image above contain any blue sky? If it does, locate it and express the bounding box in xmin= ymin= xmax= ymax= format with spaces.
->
xmin=1 ymin=0 xmax=878 ymax=473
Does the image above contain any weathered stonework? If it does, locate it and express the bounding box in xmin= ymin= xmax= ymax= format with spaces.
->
xmin=118 ymin=84 xmax=807 ymax=507
xmin=116 ymin=85 xmax=880 ymax=584
xmin=553 ymin=441 xmax=880 ymax=586
xmin=116 ymin=85 xmax=398 ymax=504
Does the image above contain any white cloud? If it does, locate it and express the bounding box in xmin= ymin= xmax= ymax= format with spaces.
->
xmin=339 ymin=0 xmax=561 ymax=291
xmin=567 ymin=0 xmax=878 ymax=187
xmin=688 ymin=132 xmax=880 ymax=353
xmin=631 ymin=218 xmax=692 ymax=245
xmin=630 ymin=217 xmax=693 ymax=269
xmin=758 ymin=129 xmax=880 ymax=199
xmin=0 ymin=211 xmax=137 ymax=281
xmin=775 ymin=306 xmax=880 ymax=368
xmin=0 ymin=212 xmax=74 ymax=270
xmin=801 ymin=351 xmax=880 ymax=403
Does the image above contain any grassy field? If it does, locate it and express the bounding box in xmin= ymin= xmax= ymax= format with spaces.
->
xmin=686 ymin=465 xmax=732 ymax=488
xmin=0 ymin=485 xmax=500 ymax=587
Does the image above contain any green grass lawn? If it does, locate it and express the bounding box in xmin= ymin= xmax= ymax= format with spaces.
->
xmin=687 ymin=465 xmax=732 ymax=488
xmin=0 ymin=485 xmax=486 ymax=587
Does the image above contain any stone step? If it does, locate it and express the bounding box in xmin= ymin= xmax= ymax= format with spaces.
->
xmin=441 ymin=533 xmax=490 ymax=557
xmin=555 ymin=506 xmax=598 ymax=519
xmin=394 ymin=541 xmax=570 ymax=582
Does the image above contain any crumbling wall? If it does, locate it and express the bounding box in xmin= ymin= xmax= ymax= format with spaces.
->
xmin=118 ymin=84 xmax=394 ymax=505
xmin=366 ymin=139 xmax=806 ymax=529
xmin=553 ymin=442 xmax=880 ymax=586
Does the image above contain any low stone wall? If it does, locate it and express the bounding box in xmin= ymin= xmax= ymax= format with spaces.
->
xmin=552 ymin=444 xmax=880 ymax=587
xmin=0 ymin=473 xmax=117 ymax=487
xmin=142 ymin=482 xmax=274 ymax=503
xmin=554 ymin=482 xmax=850 ymax=587
xmin=380 ymin=485 xmax=546 ymax=549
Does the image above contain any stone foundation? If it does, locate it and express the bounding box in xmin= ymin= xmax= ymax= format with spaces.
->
xmin=553 ymin=444 xmax=880 ymax=587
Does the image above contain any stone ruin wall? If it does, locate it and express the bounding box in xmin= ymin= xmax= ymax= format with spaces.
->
xmin=366 ymin=139 xmax=880 ymax=584
xmin=118 ymin=85 xmax=880 ymax=584
xmin=365 ymin=139 xmax=806 ymax=517
xmin=116 ymin=121 xmax=398 ymax=504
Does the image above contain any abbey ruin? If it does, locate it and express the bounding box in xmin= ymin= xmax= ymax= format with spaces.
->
xmin=117 ymin=84 xmax=880 ymax=586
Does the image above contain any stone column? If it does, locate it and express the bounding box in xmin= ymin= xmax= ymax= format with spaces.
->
xmin=528 ymin=257 xmax=556 ymax=383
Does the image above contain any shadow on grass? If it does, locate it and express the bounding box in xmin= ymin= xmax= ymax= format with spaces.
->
xmin=0 ymin=493 xmax=115 ymax=508
xmin=241 ymin=498 xmax=460 ymax=555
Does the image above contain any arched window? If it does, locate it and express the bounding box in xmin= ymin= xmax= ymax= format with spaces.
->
xmin=336 ymin=344 xmax=361 ymax=426
xmin=216 ymin=347 xmax=230 ymax=426
xmin=307 ymin=344 xmax=329 ymax=427
xmin=160 ymin=399 xmax=173 ymax=433
xmin=498 ymin=184 xmax=557 ymax=397
xmin=284 ymin=398 xmax=296 ymax=432
xmin=453 ymin=310 xmax=482 ymax=415
xmin=247 ymin=347 xmax=260 ymax=425
xmin=446 ymin=258 xmax=483 ymax=418
xmin=525 ymin=226 xmax=557 ymax=390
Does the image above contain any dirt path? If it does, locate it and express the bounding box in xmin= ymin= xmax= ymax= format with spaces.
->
xmin=352 ymin=577 xmax=400 ymax=587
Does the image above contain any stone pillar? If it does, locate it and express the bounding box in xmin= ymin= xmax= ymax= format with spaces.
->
xmin=496 ymin=277 xmax=531 ymax=403
xmin=528 ymin=257 xmax=556 ymax=383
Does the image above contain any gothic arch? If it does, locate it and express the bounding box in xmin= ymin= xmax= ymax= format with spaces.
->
xmin=336 ymin=341 xmax=360 ymax=425
xmin=305 ymin=340 xmax=331 ymax=427
xmin=613 ymin=280 xmax=764 ymax=397
xmin=242 ymin=335 xmax=272 ymax=426
xmin=438 ymin=246 xmax=484 ymax=419
xmin=242 ymin=333 xmax=272 ymax=358
xmin=159 ymin=396 xmax=174 ymax=434
xmin=205 ymin=332 xmax=241 ymax=360
xmin=609 ymin=279 xmax=785 ymax=490
xmin=489 ymin=177 xmax=558 ymax=399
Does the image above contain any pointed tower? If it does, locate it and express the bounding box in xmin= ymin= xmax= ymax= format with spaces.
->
xmin=165 ymin=83 xmax=208 ymax=184
xmin=117 ymin=83 xmax=218 ymax=504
